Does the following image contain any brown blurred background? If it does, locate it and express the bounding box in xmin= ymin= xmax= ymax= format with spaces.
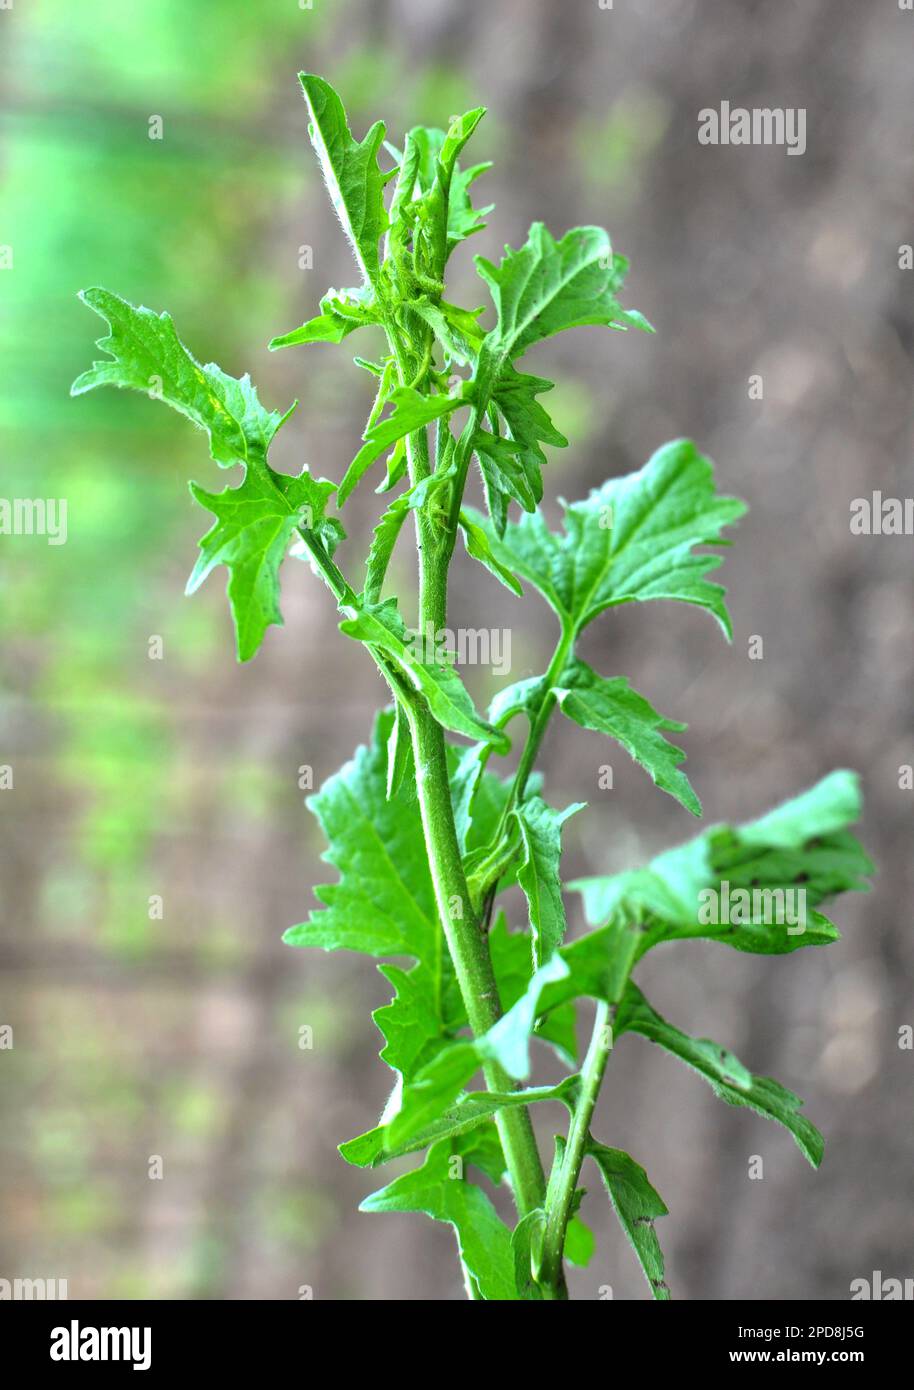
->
xmin=1 ymin=0 xmax=912 ymax=1300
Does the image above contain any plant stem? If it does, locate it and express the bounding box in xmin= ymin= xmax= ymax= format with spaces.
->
xmin=480 ymin=623 xmax=575 ymax=928
xmin=409 ymin=704 xmax=548 ymax=1221
xmin=539 ymin=1000 xmax=614 ymax=1293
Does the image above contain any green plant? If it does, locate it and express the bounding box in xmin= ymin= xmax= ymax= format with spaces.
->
xmin=72 ymin=76 xmax=872 ymax=1301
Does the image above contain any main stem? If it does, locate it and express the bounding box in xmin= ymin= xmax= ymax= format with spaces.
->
xmin=408 ymin=521 xmax=551 ymax=1222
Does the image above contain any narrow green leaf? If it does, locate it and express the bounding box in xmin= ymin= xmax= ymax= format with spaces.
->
xmin=514 ymin=795 xmax=584 ymax=965
xmin=587 ymin=1141 xmax=670 ymax=1300
xmin=554 ymin=657 xmax=701 ymax=816
xmin=338 ymin=385 xmax=461 ymax=505
xmin=339 ymin=598 xmax=509 ymax=751
xmin=269 ymin=287 xmax=378 ymax=350
xmin=458 ymin=510 xmax=523 ymax=595
xmin=363 ymin=492 xmax=411 ymax=604
xmin=616 ymin=984 xmax=825 ymax=1167
xmin=298 ymin=74 xmax=388 ymax=286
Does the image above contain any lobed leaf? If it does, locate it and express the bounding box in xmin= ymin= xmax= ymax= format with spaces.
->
xmin=616 ymin=984 xmax=825 ymax=1167
xmin=570 ymin=770 xmax=871 ymax=956
xmin=470 ymin=438 xmax=746 ymax=639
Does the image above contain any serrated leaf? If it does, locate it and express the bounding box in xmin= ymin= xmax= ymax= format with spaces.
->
xmin=71 ymin=288 xmax=292 ymax=469
xmin=269 ymin=287 xmax=379 ymax=350
xmin=587 ymin=1142 xmax=670 ymax=1300
xmin=339 ymin=598 xmax=509 ymax=751
xmin=338 ymin=385 xmax=462 ymax=505
xmin=570 ymin=770 xmax=871 ymax=956
xmin=363 ymin=492 xmax=411 ymax=604
xmin=298 ymin=74 xmax=388 ymax=286
xmin=476 ymin=223 xmax=649 ymax=374
xmin=554 ymin=658 xmax=701 ymax=816
xmin=360 ymin=1138 xmax=516 ymax=1300
xmin=469 ymin=438 xmax=746 ymax=639
xmin=284 ymin=710 xmax=440 ymax=961
xmin=514 ymin=796 xmax=583 ymax=965
xmin=616 ymin=984 xmax=824 ymax=1167
xmin=187 ymin=464 xmax=337 ymax=662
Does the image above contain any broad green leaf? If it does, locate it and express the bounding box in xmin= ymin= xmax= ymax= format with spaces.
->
xmin=514 ymin=796 xmax=584 ymax=965
xmin=587 ymin=1141 xmax=670 ymax=1300
xmin=616 ymin=984 xmax=824 ymax=1167
xmin=475 ymin=223 xmax=650 ymax=375
xmin=361 ymin=1137 xmax=516 ymax=1300
xmin=554 ymin=658 xmax=701 ymax=816
xmin=570 ymin=770 xmax=871 ymax=956
xmin=187 ymin=465 xmax=337 ymax=662
xmin=71 ymin=288 xmax=293 ymax=469
xmin=269 ymin=287 xmax=379 ymax=350
xmin=338 ymin=385 xmax=462 ymax=505
xmin=284 ymin=710 xmax=439 ymax=961
xmin=469 ymin=438 xmax=746 ymax=639
xmin=339 ymin=598 xmax=509 ymax=751
xmin=298 ymin=74 xmax=388 ymax=286
xmin=284 ymin=712 xmax=449 ymax=1103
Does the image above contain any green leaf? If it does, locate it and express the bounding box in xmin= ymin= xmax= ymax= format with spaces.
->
xmin=476 ymin=223 xmax=650 ymax=374
xmin=512 ymin=1209 xmax=547 ymax=1300
xmin=616 ymin=984 xmax=824 ymax=1167
xmin=488 ymin=914 xmax=578 ymax=1065
xmin=570 ymin=770 xmax=871 ymax=956
xmin=298 ymin=74 xmax=388 ymax=286
xmin=71 ymin=288 xmax=293 ymax=469
xmin=187 ymin=464 xmax=337 ymax=662
xmin=360 ymin=1137 xmax=517 ymax=1300
xmin=554 ymin=658 xmax=701 ymax=816
xmin=383 ymin=954 xmax=571 ymax=1153
xmin=338 ymin=385 xmax=462 ymax=505
xmin=70 ymin=288 xmax=336 ymax=661
xmin=469 ymin=438 xmax=746 ymax=639
xmin=587 ymin=1142 xmax=670 ymax=1300
xmin=284 ymin=710 xmax=440 ymax=961
xmin=339 ymin=598 xmax=509 ymax=751
xmin=363 ymin=492 xmax=411 ymax=604
xmin=514 ymin=795 xmax=583 ymax=965
xmin=341 ymin=1076 xmax=577 ymax=1170
xmin=458 ymin=510 xmax=522 ymax=595
xmin=269 ymin=287 xmax=379 ymax=350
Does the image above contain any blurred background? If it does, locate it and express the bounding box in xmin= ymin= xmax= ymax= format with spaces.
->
xmin=1 ymin=0 xmax=912 ymax=1301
